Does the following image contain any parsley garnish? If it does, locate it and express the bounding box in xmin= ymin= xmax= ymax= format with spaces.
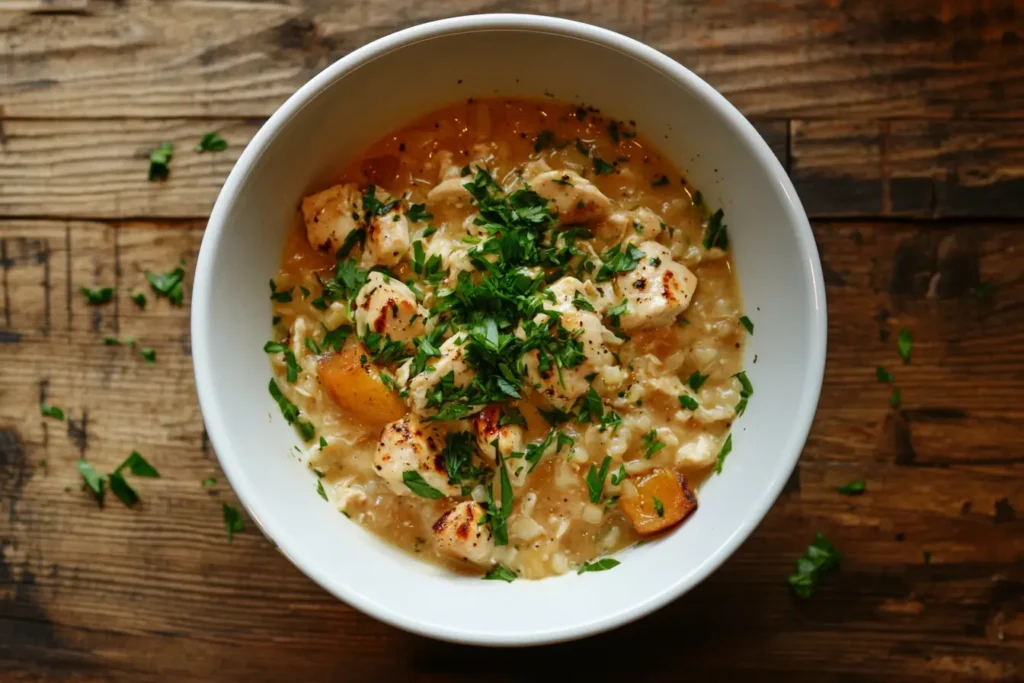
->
xmin=118 ymin=451 xmax=159 ymax=477
xmin=836 ymin=480 xmax=866 ymax=495
xmin=586 ymin=456 xmax=612 ymax=503
xmin=891 ymin=387 xmax=902 ymax=408
xmin=733 ymin=371 xmax=753 ymax=416
xmin=407 ymin=203 xmax=433 ymax=223
xmin=787 ymin=532 xmax=841 ymax=598
xmin=897 ymin=329 xmax=912 ymax=363
xmin=606 ymin=299 xmax=628 ymax=328
xmin=148 ymin=141 xmax=173 ymax=181
xmin=316 ymin=479 xmax=328 ymax=501
xmin=702 ymin=208 xmax=728 ymax=250
xmin=592 ymin=157 xmax=615 ymax=175
xmin=222 ymin=503 xmax=245 ymax=541
xmin=139 ymin=347 xmax=156 ymax=364
xmin=572 ymin=295 xmax=596 ymax=312
xmin=678 ymin=394 xmax=698 ymax=411
xmin=80 ymin=286 xmax=113 ymax=305
xmin=715 ymin=434 xmax=733 ymax=474
xmin=574 ymin=139 xmax=589 ymax=157
xmin=195 ymin=132 xmax=227 ymax=153
xmin=576 ymin=387 xmax=605 ymax=424
xmin=486 ymin=450 xmax=514 ymax=546
xmin=876 ymin=366 xmax=894 ymax=383
xmin=653 ymin=496 xmax=665 ymax=517
xmin=534 ymin=130 xmax=555 ymax=153
xmin=202 ymin=477 xmax=216 ymax=487
xmin=40 ymin=402 xmax=64 ymax=420
xmin=687 ymin=370 xmax=709 ymax=392
xmin=483 ymin=564 xmax=518 ymax=582
xmin=322 ymin=324 xmax=352 ymax=352
xmin=610 ymin=464 xmax=627 ymax=485
xmin=77 ymin=460 xmax=104 ymax=503
xmin=577 ymin=558 xmax=620 ymax=574
xmin=739 ymin=315 xmax=754 ymax=334
xmin=595 ymin=242 xmax=645 ymax=281
xmin=641 ymin=430 xmax=666 ymax=458
xmin=108 ymin=473 xmax=138 ymax=506
xmin=131 ymin=292 xmax=146 ymax=308
xmin=402 ymin=470 xmax=445 ymax=499
xmin=147 ymin=262 xmax=186 ymax=305
xmin=268 ymin=379 xmax=315 ymax=441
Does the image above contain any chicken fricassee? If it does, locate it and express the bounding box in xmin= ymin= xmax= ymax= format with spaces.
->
xmin=267 ymin=98 xmax=751 ymax=580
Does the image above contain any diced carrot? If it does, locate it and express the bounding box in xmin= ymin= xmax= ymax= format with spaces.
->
xmin=318 ymin=341 xmax=407 ymax=429
xmin=618 ymin=468 xmax=698 ymax=535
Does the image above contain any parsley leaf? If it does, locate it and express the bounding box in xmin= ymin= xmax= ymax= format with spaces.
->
xmin=139 ymin=347 xmax=156 ymax=364
xmin=577 ymin=558 xmax=620 ymax=574
xmin=876 ymin=366 xmax=894 ymax=383
xmin=702 ymin=208 xmax=729 ymax=250
xmin=108 ymin=473 xmax=139 ymax=506
xmin=836 ymin=480 xmax=866 ymax=495
xmin=572 ymin=295 xmax=596 ymax=312
xmin=116 ymin=451 xmax=159 ymax=477
xmin=596 ymin=243 xmax=645 ymax=281
xmin=897 ymin=329 xmax=912 ymax=363
xmin=715 ymin=433 xmax=733 ymax=474
xmin=576 ymin=387 xmax=605 ymax=424
xmin=575 ymin=139 xmax=589 ymax=157
xmin=148 ymin=141 xmax=174 ymax=181
xmin=80 ymin=286 xmax=114 ymax=305
xmin=641 ymin=430 xmax=666 ymax=458
xmin=890 ymin=387 xmax=902 ymax=408
xmin=195 ymin=132 xmax=227 ymax=153
xmin=787 ymin=532 xmax=842 ymax=598
xmin=490 ymin=450 xmax=514 ymax=545
xmin=534 ymin=129 xmax=555 ymax=153
xmin=316 ymin=479 xmax=328 ymax=501
xmin=402 ymin=470 xmax=445 ymax=499
xmin=147 ymin=263 xmax=186 ymax=305
xmin=606 ymin=299 xmax=629 ymax=328
xmin=131 ymin=292 xmax=147 ymax=307
xmin=610 ymin=464 xmax=627 ymax=486
xmin=678 ymin=394 xmax=698 ymax=411
xmin=222 ymin=503 xmax=245 ymax=541
xmin=592 ymin=157 xmax=615 ymax=175
xmin=586 ymin=456 xmax=612 ymax=503
xmin=739 ymin=315 xmax=754 ymax=334
xmin=77 ymin=459 xmax=104 ymax=503
xmin=268 ymin=379 xmax=315 ymax=441
xmin=202 ymin=477 xmax=217 ymax=487
xmin=40 ymin=402 xmax=64 ymax=420
xmin=653 ymin=496 xmax=665 ymax=517
xmin=407 ymin=203 xmax=433 ymax=223
xmin=483 ymin=564 xmax=518 ymax=582
xmin=687 ymin=371 xmax=709 ymax=392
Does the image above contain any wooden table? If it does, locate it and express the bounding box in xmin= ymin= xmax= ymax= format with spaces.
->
xmin=1 ymin=2 xmax=1022 ymax=680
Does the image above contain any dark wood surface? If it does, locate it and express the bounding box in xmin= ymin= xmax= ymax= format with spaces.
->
xmin=1 ymin=2 xmax=1022 ymax=681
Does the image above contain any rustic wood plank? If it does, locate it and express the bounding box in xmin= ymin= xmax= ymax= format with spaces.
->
xmin=0 ymin=0 xmax=1021 ymax=120
xmin=792 ymin=120 xmax=1024 ymax=218
xmin=1 ymin=218 xmax=1021 ymax=680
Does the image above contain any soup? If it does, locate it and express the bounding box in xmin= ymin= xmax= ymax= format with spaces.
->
xmin=266 ymin=98 xmax=748 ymax=580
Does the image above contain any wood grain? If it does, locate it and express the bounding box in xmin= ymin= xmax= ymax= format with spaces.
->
xmin=792 ymin=120 xmax=1024 ymax=218
xmin=0 ymin=0 xmax=1021 ymax=119
xmin=1 ymin=219 xmax=1021 ymax=681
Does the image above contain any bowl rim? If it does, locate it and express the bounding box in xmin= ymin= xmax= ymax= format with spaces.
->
xmin=192 ymin=13 xmax=827 ymax=646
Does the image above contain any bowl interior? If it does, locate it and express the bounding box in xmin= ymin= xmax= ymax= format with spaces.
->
xmin=194 ymin=18 xmax=825 ymax=646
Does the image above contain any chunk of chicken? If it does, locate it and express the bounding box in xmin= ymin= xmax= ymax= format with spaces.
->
xmin=374 ymin=415 xmax=458 ymax=497
xmin=352 ymin=272 xmax=428 ymax=343
xmin=545 ymin=276 xmax=614 ymax=315
xmin=433 ymin=501 xmax=494 ymax=566
xmin=613 ymin=241 xmax=697 ymax=330
xmin=523 ymin=310 xmax=618 ymax=410
xmin=531 ymin=170 xmax=612 ymax=225
xmin=427 ymin=177 xmax=473 ymax=208
xmin=472 ymin=405 xmax=525 ymax=460
xmin=301 ymin=183 xmax=362 ymax=253
xmin=407 ymin=334 xmax=479 ymax=416
xmin=363 ymin=205 xmax=411 ymax=267
xmin=608 ymin=207 xmax=666 ymax=243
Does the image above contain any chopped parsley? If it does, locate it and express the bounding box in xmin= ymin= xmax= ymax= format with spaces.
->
xmin=606 ymin=299 xmax=629 ymax=328
xmin=316 ymin=479 xmax=328 ymax=501
xmin=897 ymin=328 xmax=912 ymax=363
xmin=641 ymin=430 xmax=666 ymax=458
xmin=486 ymin=450 xmax=514 ymax=546
xmin=202 ymin=477 xmax=217 ymax=487
xmin=678 ymin=394 xmax=698 ymax=411
xmin=108 ymin=473 xmax=139 ymax=506
xmin=687 ymin=370 xmax=709 ymax=392
xmin=322 ymin=324 xmax=353 ymax=352
xmin=572 ymin=295 xmax=595 ymax=312
xmin=319 ymin=436 xmax=328 ymax=450
xmin=702 ymin=208 xmax=728 ymax=250
xmin=592 ymin=157 xmax=615 ymax=175
xmin=131 ymin=292 xmax=147 ymax=307
xmin=739 ymin=315 xmax=754 ymax=334
xmin=195 ymin=132 xmax=227 ymax=153
xmin=575 ymin=139 xmax=589 ymax=157
xmin=77 ymin=459 xmax=104 ymax=503
xmin=586 ymin=456 xmax=612 ymax=503
xmin=268 ymin=379 xmax=315 ymax=441
xmin=836 ymin=480 xmax=866 ymax=495
xmin=401 ymin=470 xmax=445 ymax=499
xmin=80 ymin=286 xmax=114 ymax=305
xmin=139 ymin=347 xmax=156 ymax=364
xmin=483 ymin=564 xmax=518 ymax=582
xmin=577 ymin=558 xmax=620 ymax=574
xmin=890 ymin=387 xmax=902 ymax=408
xmin=576 ymin=387 xmax=605 ymax=424
xmin=610 ymin=464 xmax=627 ymax=485
xmin=40 ymin=402 xmax=64 ymax=420
xmin=787 ymin=532 xmax=842 ymax=598
xmin=534 ymin=129 xmax=555 ymax=153
xmin=876 ymin=366 xmax=894 ymax=383
xmin=734 ymin=371 xmax=753 ymax=416
xmin=117 ymin=451 xmax=159 ymax=477
xmin=148 ymin=141 xmax=174 ymax=181
xmin=147 ymin=262 xmax=186 ymax=305
xmin=407 ymin=203 xmax=433 ymax=223
xmin=222 ymin=503 xmax=245 ymax=541
xmin=715 ymin=433 xmax=733 ymax=474
xmin=595 ymin=242 xmax=645 ymax=281
xmin=653 ymin=496 xmax=665 ymax=517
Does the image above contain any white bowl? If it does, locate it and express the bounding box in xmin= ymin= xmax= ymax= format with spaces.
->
xmin=192 ymin=14 xmax=826 ymax=646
